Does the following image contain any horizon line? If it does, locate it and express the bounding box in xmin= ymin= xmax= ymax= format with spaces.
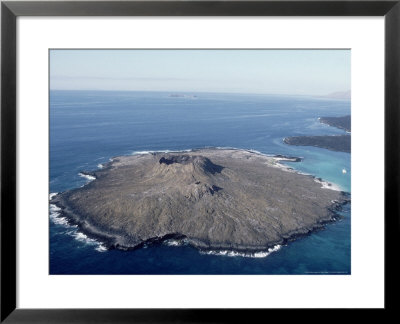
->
xmin=49 ymin=88 xmax=351 ymax=99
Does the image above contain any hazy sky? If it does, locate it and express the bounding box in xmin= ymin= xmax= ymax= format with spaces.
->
xmin=50 ymin=49 xmax=350 ymax=95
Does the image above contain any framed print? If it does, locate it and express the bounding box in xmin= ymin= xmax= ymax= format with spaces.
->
xmin=1 ymin=0 xmax=399 ymax=322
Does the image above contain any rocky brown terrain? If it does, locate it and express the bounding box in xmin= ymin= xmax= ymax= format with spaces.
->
xmin=51 ymin=149 xmax=349 ymax=252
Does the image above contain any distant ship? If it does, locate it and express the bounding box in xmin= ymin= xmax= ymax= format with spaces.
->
xmin=342 ymin=169 xmax=347 ymax=174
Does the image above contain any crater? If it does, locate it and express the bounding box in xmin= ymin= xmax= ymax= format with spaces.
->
xmin=159 ymin=155 xmax=224 ymax=175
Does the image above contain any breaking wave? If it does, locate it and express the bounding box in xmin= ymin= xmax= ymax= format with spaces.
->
xmin=200 ymin=245 xmax=282 ymax=258
xmin=161 ymin=236 xmax=282 ymax=258
xmin=66 ymin=230 xmax=108 ymax=253
xmin=49 ymin=194 xmax=107 ymax=253
xmin=163 ymin=238 xmax=190 ymax=247
xmin=49 ymin=203 xmax=69 ymax=226
xmin=313 ymin=178 xmax=342 ymax=191
xmin=49 ymin=192 xmax=58 ymax=200
xmin=78 ymin=172 xmax=96 ymax=181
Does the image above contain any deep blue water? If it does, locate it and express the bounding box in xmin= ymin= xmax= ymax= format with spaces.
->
xmin=49 ymin=90 xmax=351 ymax=274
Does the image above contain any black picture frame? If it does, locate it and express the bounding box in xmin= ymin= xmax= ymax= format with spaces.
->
xmin=1 ymin=0 xmax=399 ymax=322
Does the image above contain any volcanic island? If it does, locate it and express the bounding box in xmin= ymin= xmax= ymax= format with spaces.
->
xmin=51 ymin=149 xmax=349 ymax=253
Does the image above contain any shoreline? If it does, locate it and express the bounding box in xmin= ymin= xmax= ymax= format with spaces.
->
xmin=50 ymin=147 xmax=350 ymax=255
xmin=50 ymin=194 xmax=349 ymax=255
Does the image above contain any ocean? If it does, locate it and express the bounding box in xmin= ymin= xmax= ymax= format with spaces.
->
xmin=49 ymin=90 xmax=351 ymax=274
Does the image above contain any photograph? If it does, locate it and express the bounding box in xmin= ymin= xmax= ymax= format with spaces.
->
xmin=49 ymin=49 xmax=351 ymax=275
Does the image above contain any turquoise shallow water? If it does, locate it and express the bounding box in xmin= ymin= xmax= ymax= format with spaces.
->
xmin=49 ymin=90 xmax=350 ymax=274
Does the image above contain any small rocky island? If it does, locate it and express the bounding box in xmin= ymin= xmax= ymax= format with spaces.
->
xmin=51 ymin=149 xmax=349 ymax=252
xmin=284 ymin=115 xmax=351 ymax=153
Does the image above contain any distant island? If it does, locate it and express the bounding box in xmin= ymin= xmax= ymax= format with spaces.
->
xmin=319 ymin=115 xmax=351 ymax=132
xmin=284 ymin=115 xmax=351 ymax=153
xmin=317 ymin=90 xmax=351 ymax=100
xmin=51 ymin=149 xmax=349 ymax=253
xmin=284 ymin=135 xmax=350 ymax=153
xmin=169 ymin=94 xmax=198 ymax=99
